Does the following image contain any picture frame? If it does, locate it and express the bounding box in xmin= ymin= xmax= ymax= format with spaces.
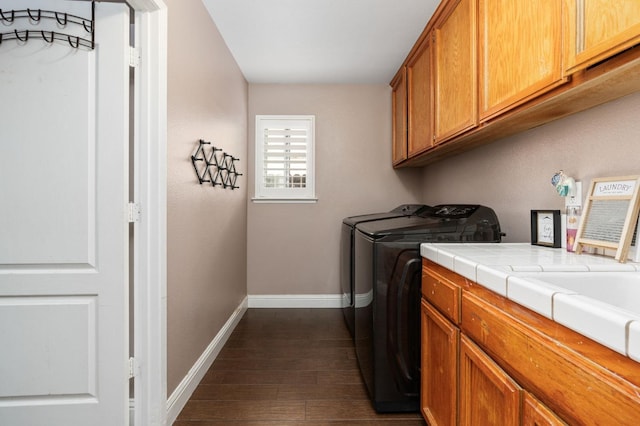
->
xmin=574 ymin=175 xmax=640 ymax=262
xmin=531 ymin=210 xmax=561 ymax=248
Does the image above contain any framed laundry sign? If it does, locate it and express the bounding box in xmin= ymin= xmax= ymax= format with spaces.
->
xmin=574 ymin=175 xmax=640 ymax=262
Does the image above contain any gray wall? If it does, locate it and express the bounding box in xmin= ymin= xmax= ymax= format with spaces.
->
xmin=247 ymin=84 xmax=423 ymax=296
xmin=246 ymin=86 xmax=640 ymax=297
xmin=166 ymin=0 xmax=248 ymax=395
xmin=420 ymin=92 xmax=640 ymax=242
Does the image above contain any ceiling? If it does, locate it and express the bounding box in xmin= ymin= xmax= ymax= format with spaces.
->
xmin=201 ymin=0 xmax=439 ymax=84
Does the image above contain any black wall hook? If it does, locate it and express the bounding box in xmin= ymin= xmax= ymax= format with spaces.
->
xmin=191 ymin=139 xmax=211 ymax=184
xmin=14 ymin=29 xmax=28 ymax=42
xmin=82 ymin=19 xmax=92 ymax=33
xmin=0 ymin=3 xmax=94 ymax=49
xmin=27 ymin=8 xmax=41 ymax=22
xmin=67 ymin=34 xmax=80 ymax=48
xmin=0 ymin=9 xmax=15 ymax=23
xmin=54 ymin=11 xmax=68 ymax=26
xmin=41 ymin=30 xmax=53 ymax=43
xmin=191 ymin=139 xmax=242 ymax=190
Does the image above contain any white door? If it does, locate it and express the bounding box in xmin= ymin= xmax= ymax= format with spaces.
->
xmin=0 ymin=1 xmax=130 ymax=425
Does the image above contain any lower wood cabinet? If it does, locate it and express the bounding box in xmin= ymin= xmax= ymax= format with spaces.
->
xmin=422 ymin=295 xmax=523 ymax=426
xmin=421 ymin=300 xmax=457 ymax=426
xmin=421 ymin=259 xmax=640 ymax=425
xmin=459 ymin=334 xmax=521 ymax=425
xmin=522 ymin=392 xmax=567 ymax=426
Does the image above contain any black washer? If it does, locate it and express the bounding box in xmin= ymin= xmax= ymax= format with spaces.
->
xmin=354 ymin=205 xmax=502 ymax=412
xmin=340 ymin=204 xmax=430 ymax=338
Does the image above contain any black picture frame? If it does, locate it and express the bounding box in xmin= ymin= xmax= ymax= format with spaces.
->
xmin=531 ymin=210 xmax=561 ymax=248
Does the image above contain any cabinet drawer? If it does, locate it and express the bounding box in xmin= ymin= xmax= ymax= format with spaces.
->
xmin=422 ymin=267 xmax=460 ymax=324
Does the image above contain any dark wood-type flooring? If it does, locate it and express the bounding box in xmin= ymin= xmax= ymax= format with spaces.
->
xmin=175 ymin=308 xmax=426 ymax=425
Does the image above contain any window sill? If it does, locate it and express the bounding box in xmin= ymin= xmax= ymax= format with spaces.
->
xmin=251 ymin=197 xmax=318 ymax=204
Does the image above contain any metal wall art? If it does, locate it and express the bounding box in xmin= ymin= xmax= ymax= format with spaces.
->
xmin=191 ymin=139 xmax=242 ymax=190
xmin=0 ymin=2 xmax=95 ymax=50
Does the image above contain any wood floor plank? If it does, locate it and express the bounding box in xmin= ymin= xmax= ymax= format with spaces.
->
xmin=218 ymin=345 xmax=355 ymax=360
xmin=275 ymin=383 xmax=369 ymax=400
xmin=305 ymin=400 xmax=423 ymax=421
xmin=223 ymin=338 xmax=354 ymax=350
xmin=190 ymin=384 xmax=279 ymax=400
xmin=200 ymin=369 xmax=319 ymax=385
xmin=177 ymin=400 xmax=306 ymax=421
xmin=176 ymin=308 xmax=426 ymax=425
xmin=315 ymin=370 xmax=364 ymax=385
xmin=211 ymin=356 xmax=358 ymax=371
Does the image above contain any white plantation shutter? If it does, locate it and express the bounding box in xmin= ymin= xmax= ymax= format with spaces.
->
xmin=255 ymin=115 xmax=316 ymax=201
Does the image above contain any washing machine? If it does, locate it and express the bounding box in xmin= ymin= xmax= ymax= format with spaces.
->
xmin=353 ymin=204 xmax=503 ymax=412
xmin=340 ymin=204 xmax=430 ymax=338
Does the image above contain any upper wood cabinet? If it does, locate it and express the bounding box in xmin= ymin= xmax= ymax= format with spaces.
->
xmin=391 ymin=0 xmax=640 ymax=167
xmin=391 ymin=68 xmax=408 ymax=165
xmin=407 ymin=35 xmax=434 ymax=157
xmin=479 ymin=0 xmax=566 ymax=121
xmin=433 ymin=0 xmax=477 ymax=143
xmin=564 ymin=0 xmax=640 ymax=73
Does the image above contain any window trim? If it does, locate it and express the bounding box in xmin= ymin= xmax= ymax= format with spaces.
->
xmin=253 ymin=115 xmax=317 ymax=203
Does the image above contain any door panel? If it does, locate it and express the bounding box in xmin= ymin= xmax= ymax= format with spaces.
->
xmin=565 ymin=0 xmax=640 ymax=72
xmin=0 ymin=44 xmax=96 ymax=266
xmin=479 ymin=0 xmax=565 ymax=120
xmin=433 ymin=0 xmax=477 ymax=143
xmin=0 ymin=1 xmax=130 ymax=425
xmin=0 ymin=296 xmax=97 ymax=398
xmin=407 ymin=36 xmax=433 ymax=156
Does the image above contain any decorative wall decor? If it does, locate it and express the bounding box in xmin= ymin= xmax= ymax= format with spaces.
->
xmin=530 ymin=210 xmax=561 ymax=248
xmin=191 ymin=139 xmax=242 ymax=190
xmin=0 ymin=2 xmax=95 ymax=50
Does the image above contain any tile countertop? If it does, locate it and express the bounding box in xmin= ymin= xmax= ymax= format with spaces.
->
xmin=420 ymin=242 xmax=640 ymax=362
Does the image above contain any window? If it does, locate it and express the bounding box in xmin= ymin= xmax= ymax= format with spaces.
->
xmin=254 ymin=115 xmax=316 ymax=202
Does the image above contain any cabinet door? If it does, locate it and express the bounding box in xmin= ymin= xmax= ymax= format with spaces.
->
xmin=407 ymin=36 xmax=433 ymax=157
xmin=564 ymin=0 xmax=640 ymax=73
xmin=391 ymin=67 xmax=408 ymax=165
xmin=459 ymin=335 xmax=522 ymax=426
xmin=522 ymin=392 xmax=568 ymax=426
xmin=479 ymin=0 xmax=565 ymax=120
xmin=421 ymin=300 xmax=458 ymax=426
xmin=433 ymin=0 xmax=477 ymax=144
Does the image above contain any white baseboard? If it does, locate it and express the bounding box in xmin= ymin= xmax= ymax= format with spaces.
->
xmin=166 ymin=296 xmax=248 ymax=425
xmin=248 ymin=294 xmax=343 ymax=308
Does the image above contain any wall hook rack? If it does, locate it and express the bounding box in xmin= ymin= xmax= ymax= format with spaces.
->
xmin=0 ymin=2 xmax=95 ymax=50
xmin=191 ymin=139 xmax=242 ymax=190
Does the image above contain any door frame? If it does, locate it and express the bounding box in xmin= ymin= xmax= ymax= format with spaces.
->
xmin=128 ymin=1 xmax=168 ymax=425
